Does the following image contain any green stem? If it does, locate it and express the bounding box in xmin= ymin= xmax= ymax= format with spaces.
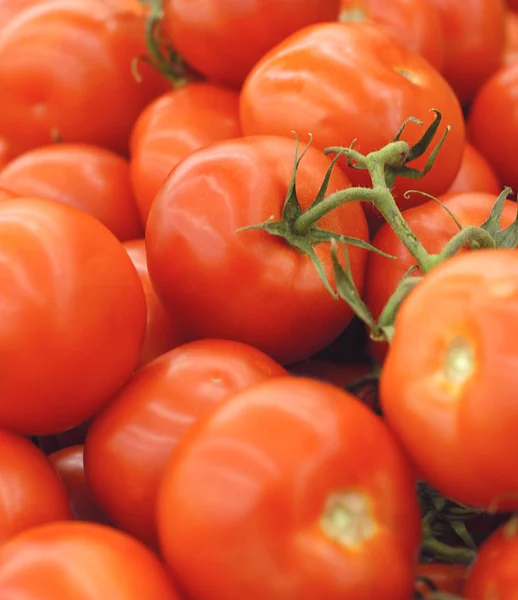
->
xmin=437 ymin=225 xmax=496 ymax=261
xmin=421 ymin=535 xmax=476 ymax=565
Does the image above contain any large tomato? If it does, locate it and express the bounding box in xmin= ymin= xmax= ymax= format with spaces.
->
xmin=240 ymin=22 xmax=465 ymax=209
xmin=85 ymin=339 xmax=286 ymax=549
xmin=0 ymin=428 xmax=71 ymax=544
xmin=145 ymin=135 xmax=368 ymax=365
xmin=0 ymin=198 xmax=146 ymax=436
xmin=0 ymin=0 xmax=167 ymax=157
xmin=161 ymin=0 xmax=341 ymax=89
xmin=380 ymin=249 xmax=518 ymax=510
xmin=0 ymin=522 xmax=181 ymax=599
xmin=446 ymin=142 xmax=501 ymax=195
xmin=157 ymin=376 xmax=421 ymax=600
xmin=0 ymin=144 xmax=143 ymax=241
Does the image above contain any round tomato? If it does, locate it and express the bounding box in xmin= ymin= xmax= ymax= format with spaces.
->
xmin=130 ymin=83 xmax=241 ymax=224
xmin=157 ymin=376 xmax=421 ymax=600
xmin=0 ymin=521 xmax=181 ymax=599
xmin=339 ymin=0 xmax=444 ymax=71
xmin=446 ymin=142 xmax=501 ymax=195
xmin=0 ymin=0 xmax=168 ymax=157
xmin=0 ymin=197 xmax=146 ymax=436
xmin=85 ymin=339 xmax=286 ymax=549
xmin=161 ymin=0 xmax=341 ymax=89
xmin=0 ymin=428 xmax=71 ymax=544
xmin=240 ymin=22 xmax=465 ymax=210
xmin=380 ymin=249 xmax=518 ymax=510
xmin=365 ymin=191 xmax=516 ymax=363
xmin=0 ymin=144 xmax=143 ymax=241
xmin=145 ymin=135 xmax=368 ymax=365
xmin=415 ymin=563 xmax=468 ymax=596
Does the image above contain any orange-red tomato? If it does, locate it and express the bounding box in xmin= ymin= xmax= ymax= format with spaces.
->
xmin=0 ymin=428 xmax=71 ymax=544
xmin=123 ymin=239 xmax=185 ymax=368
xmin=446 ymin=141 xmax=502 ymax=195
xmin=85 ymin=339 xmax=286 ymax=549
xmin=0 ymin=521 xmax=182 ymax=599
xmin=503 ymin=9 xmax=518 ymax=67
xmin=380 ymin=249 xmax=518 ymax=510
xmin=130 ymin=83 xmax=241 ymax=224
xmin=339 ymin=0 xmax=444 ymax=71
xmin=157 ymin=376 xmax=421 ymax=600
xmin=0 ymin=144 xmax=143 ymax=241
xmin=415 ymin=563 xmax=468 ymax=596
xmin=0 ymin=198 xmax=146 ymax=436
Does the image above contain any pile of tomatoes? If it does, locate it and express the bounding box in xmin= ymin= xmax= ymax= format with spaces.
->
xmin=1 ymin=0 xmax=518 ymax=598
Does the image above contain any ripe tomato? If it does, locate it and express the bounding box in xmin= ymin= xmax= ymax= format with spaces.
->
xmin=446 ymin=142 xmax=501 ymax=195
xmin=145 ymin=135 xmax=368 ymax=365
xmin=380 ymin=249 xmax=518 ymax=510
xmin=123 ymin=239 xmax=184 ymax=368
xmin=0 ymin=428 xmax=71 ymax=544
xmin=240 ymin=22 xmax=465 ymax=209
xmin=365 ymin=191 xmax=516 ymax=363
xmin=415 ymin=563 xmax=468 ymax=596
xmin=0 ymin=0 xmax=168 ymax=157
xmin=0 ymin=144 xmax=143 ymax=241
xmin=504 ymin=9 xmax=518 ymax=67
xmin=289 ymin=359 xmax=371 ymax=388
xmin=85 ymin=339 xmax=286 ymax=549
xmin=339 ymin=0 xmax=444 ymax=71
xmin=0 ymin=198 xmax=146 ymax=436
xmin=161 ymin=0 xmax=341 ymax=89
xmin=0 ymin=522 xmax=182 ymax=599
xmin=130 ymin=83 xmax=241 ymax=224
xmin=157 ymin=376 xmax=421 ymax=600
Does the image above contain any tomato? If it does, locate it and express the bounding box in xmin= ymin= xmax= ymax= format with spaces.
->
xmin=0 ymin=428 xmax=71 ymax=544
xmin=0 ymin=521 xmax=182 ymax=599
xmin=0 ymin=137 xmax=15 ymax=170
xmin=145 ymin=135 xmax=368 ymax=365
xmin=161 ymin=0 xmax=341 ymax=89
xmin=85 ymin=339 xmax=286 ymax=549
xmin=157 ymin=376 xmax=420 ymax=600
xmin=123 ymin=239 xmax=184 ymax=368
xmin=0 ymin=186 xmax=17 ymax=201
xmin=446 ymin=142 xmax=501 ymax=195
xmin=380 ymin=249 xmax=518 ymax=510
xmin=365 ymin=191 xmax=516 ymax=363
xmin=465 ymin=517 xmax=518 ymax=599
xmin=0 ymin=144 xmax=143 ymax=241
xmin=415 ymin=563 xmax=468 ymax=596
xmin=0 ymin=0 xmax=168 ymax=157
xmin=426 ymin=0 xmax=505 ymax=105
xmin=339 ymin=0 xmax=444 ymax=71
xmin=504 ymin=9 xmax=518 ymax=67
xmin=49 ymin=445 xmax=110 ymax=525
xmin=240 ymin=22 xmax=465 ymax=210
xmin=0 ymin=198 xmax=146 ymax=436
xmin=130 ymin=83 xmax=241 ymax=224
xmin=289 ymin=359 xmax=371 ymax=388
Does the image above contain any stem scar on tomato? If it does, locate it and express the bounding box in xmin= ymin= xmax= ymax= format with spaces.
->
xmin=443 ymin=336 xmax=475 ymax=387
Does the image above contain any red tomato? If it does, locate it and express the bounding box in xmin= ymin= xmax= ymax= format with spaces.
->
xmin=504 ymin=9 xmax=518 ymax=67
xmin=49 ymin=445 xmax=110 ymax=525
xmin=145 ymin=135 xmax=368 ymax=365
xmin=157 ymin=376 xmax=421 ymax=600
xmin=415 ymin=563 xmax=468 ymax=596
xmin=0 ymin=137 xmax=15 ymax=169
xmin=0 ymin=144 xmax=143 ymax=241
xmin=85 ymin=339 xmax=286 ymax=549
xmin=380 ymin=249 xmax=518 ymax=510
xmin=123 ymin=239 xmax=184 ymax=368
xmin=130 ymin=83 xmax=242 ymax=224
xmin=289 ymin=359 xmax=371 ymax=388
xmin=161 ymin=0 xmax=341 ymax=89
xmin=0 ymin=0 xmax=168 ymax=157
xmin=0 ymin=428 xmax=71 ymax=544
xmin=446 ymin=142 xmax=501 ymax=195
xmin=339 ymin=0 xmax=444 ymax=71
xmin=240 ymin=22 xmax=465 ymax=210
xmin=0 ymin=185 xmax=17 ymax=201
xmin=365 ymin=191 xmax=516 ymax=363
xmin=0 ymin=521 xmax=182 ymax=599
xmin=0 ymin=198 xmax=146 ymax=436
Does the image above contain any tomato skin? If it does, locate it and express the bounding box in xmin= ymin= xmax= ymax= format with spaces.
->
xmin=0 ymin=198 xmax=146 ymax=436
xmin=446 ymin=142 xmax=501 ymax=195
xmin=0 ymin=521 xmax=182 ymax=599
xmin=145 ymin=135 xmax=368 ymax=365
xmin=0 ymin=186 xmax=17 ymax=201
xmin=0 ymin=429 xmax=72 ymax=544
xmin=380 ymin=249 xmax=518 ymax=509
xmin=85 ymin=339 xmax=286 ymax=549
xmin=130 ymin=83 xmax=241 ymax=224
xmin=0 ymin=0 xmax=168 ymax=157
xmin=340 ymin=0 xmax=445 ymax=71
xmin=161 ymin=0 xmax=341 ymax=89
xmin=415 ymin=563 xmax=468 ymax=596
xmin=157 ymin=376 xmax=421 ymax=600
xmin=0 ymin=144 xmax=143 ymax=241
xmin=504 ymin=9 xmax=518 ymax=67
xmin=365 ymin=191 xmax=516 ymax=363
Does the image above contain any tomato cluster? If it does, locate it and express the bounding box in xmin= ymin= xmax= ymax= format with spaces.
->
xmin=1 ymin=1 xmax=518 ymax=599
